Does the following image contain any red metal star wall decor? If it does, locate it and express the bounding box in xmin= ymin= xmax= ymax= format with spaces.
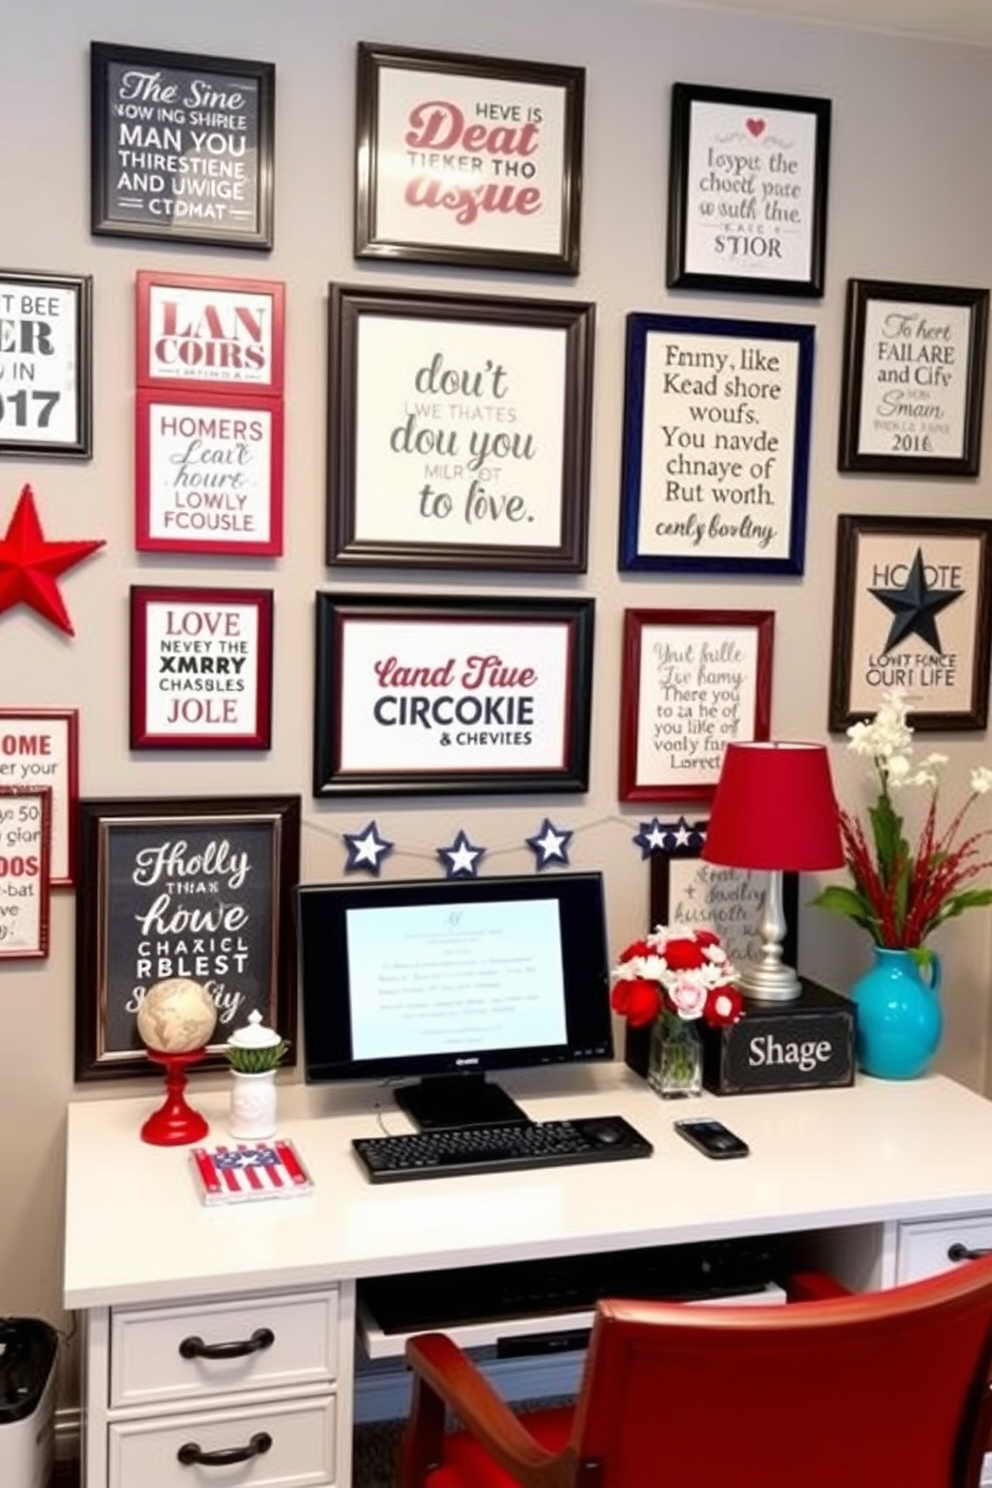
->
xmin=0 ymin=484 xmax=105 ymax=636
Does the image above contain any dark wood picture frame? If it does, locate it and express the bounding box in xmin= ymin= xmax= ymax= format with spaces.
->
xmin=135 ymin=270 xmax=286 ymax=395
xmin=625 ymin=832 xmax=797 ymax=1076
xmin=130 ymin=586 xmax=274 ymax=750
xmin=313 ymin=592 xmax=594 ymax=796
xmin=90 ymin=42 xmax=275 ymax=250
xmin=838 ymin=279 xmax=989 ymax=476
xmin=0 ymin=270 xmax=92 ymax=457
xmin=619 ymin=608 xmax=774 ymax=803
xmin=74 ymin=794 xmax=300 ymax=1080
xmin=829 ymin=514 xmax=992 ymax=732
xmin=354 ymin=42 xmax=584 ymax=273
xmin=326 ymin=284 xmax=595 ymax=573
xmin=667 ymin=82 xmax=831 ymax=297
xmin=618 ymin=312 xmax=813 ymax=575
xmin=0 ymin=785 xmax=51 ymax=960
xmin=0 ymin=708 xmax=78 ymax=886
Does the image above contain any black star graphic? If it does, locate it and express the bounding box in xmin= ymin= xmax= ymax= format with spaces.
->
xmin=869 ymin=547 xmax=962 ymax=654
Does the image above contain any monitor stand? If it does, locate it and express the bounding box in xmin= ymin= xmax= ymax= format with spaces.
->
xmin=394 ymin=1074 xmax=529 ymax=1131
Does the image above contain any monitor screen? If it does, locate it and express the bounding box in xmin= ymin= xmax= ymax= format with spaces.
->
xmin=296 ymin=872 xmax=613 ymax=1128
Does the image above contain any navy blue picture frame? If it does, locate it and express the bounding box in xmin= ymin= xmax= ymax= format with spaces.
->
xmin=618 ymin=313 xmax=814 ymax=576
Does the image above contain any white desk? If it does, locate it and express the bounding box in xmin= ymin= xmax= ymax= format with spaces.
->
xmin=64 ymin=1067 xmax=992 ymax=1488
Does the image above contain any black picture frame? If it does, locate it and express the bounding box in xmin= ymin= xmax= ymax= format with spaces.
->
xmin=828 ymin=514 xmax=992 ymax=733
xmin=74 ymin=795 xmax=300 ymax=1080
xmin=0 ymin=271 xmax=92 ymax=458
xmin=667 ymin=82 xmax=831 ymax=297
xmin=838 ymin=279 xmax=989 ymax=476
xmin=618 ymin=313 xmax=813 ymax=575
xmin=313 ymin=593 xmax=594 ymax=797
xmin=354 ymin=42 xmax=584 ymax=274
xmin=624 ymin=828 xmax=798 ymax=1077
xmin=90 ymin=41 xmax=275 ymax=250
xmin=327 ymin=284 xmax=595 ymax=573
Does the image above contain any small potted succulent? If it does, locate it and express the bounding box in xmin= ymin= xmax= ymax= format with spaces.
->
xmin=224 ymin=1011 xmax=288 ymax=1139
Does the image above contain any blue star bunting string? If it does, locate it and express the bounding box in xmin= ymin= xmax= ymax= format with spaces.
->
xmin=342 ymin=820 xmax=395 ymax=876
xmin=525 ymin=818 xmax=573 ymax=870
xmin=632 ymin=815 xmax=706 ymax=859
xmin=437 ymin=829 xmax=486 ymax=879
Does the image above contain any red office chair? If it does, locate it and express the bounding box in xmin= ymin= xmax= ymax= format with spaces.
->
xmin=400 ymin=1254 xmax=992 ymax=1488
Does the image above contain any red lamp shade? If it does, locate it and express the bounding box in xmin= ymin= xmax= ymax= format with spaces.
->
xmin=702 ymin=742 xmax=844 ymax=872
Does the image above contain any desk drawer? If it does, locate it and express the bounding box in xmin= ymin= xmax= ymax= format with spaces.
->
xmin=110 ymin=1289 xmax=339 ymax=1407
xmin=896 ymin=1215 xmax=992 ymax=1283
xmin=107 ymin=1394 xmax=336 ymax=1488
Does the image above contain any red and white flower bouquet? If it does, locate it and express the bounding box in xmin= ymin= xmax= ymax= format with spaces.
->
xmin=610 ymin=926 xmax=742 ymax=1029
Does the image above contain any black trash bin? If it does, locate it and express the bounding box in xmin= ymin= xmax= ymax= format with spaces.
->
xmin=0 ymin=1318 xmax=58 ymax=1488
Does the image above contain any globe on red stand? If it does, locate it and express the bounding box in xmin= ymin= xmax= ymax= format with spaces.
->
xmin=140 ymin=1048 xmax=210 ymax=1146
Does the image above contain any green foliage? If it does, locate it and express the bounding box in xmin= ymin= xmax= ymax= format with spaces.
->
xmin=224 ymin=1039 xmax=288 ymax=1074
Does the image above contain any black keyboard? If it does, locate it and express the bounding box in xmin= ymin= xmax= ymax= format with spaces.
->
xmin=352 ymin=1115 xmax=653 ymax=1183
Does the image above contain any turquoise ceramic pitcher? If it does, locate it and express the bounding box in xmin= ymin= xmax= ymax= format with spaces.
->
xmin=849 ymin=946 xmax=942 ymax=1079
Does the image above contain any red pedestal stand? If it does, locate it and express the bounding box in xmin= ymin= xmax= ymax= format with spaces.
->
xmin=140 ymin=1048 xmax=210 ymax=1146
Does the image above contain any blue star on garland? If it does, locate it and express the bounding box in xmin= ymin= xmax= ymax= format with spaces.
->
xmin=343 ymin=820 xmax=395 ymax=876
xmin=437 ymin=829 xmax=486 ymax=879
xmin=526 ymin=818 xmax=573 ymax=870
xmin=632 ymin=816 xmax=706 ymax=858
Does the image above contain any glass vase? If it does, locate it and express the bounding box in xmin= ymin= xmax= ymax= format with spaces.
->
xmin=647 ymin=1012 xmax=703 ymax=1098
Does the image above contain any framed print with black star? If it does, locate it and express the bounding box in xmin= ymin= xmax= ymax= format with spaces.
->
xmin=619 ymin=608 xmax=774 ymax=803
xmin=829 ymin=515 xmax=992 ymax=732
xmin=838 ymin=280 xmax=989 ymax=476
xmin=313 ymin=593 xmax=594 ymax=796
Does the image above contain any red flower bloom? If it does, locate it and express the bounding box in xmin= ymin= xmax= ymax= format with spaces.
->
xmin=610 ymin=977 xmax=661 ymax=1027
xmin=694 ymin=928 xmax=719 ymax=948
xmin=704 ymin=986 xmax=743 ymax=1028
xmin=661 ymin=937 xmax=705 ymax=971
xmin=618 ymin=939 xmax=652 ymax=964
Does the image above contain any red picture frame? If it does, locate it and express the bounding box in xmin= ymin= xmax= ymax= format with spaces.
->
xmin=135 ymin=388 xmax=284 ymax=557
xmin=619 ymin=609 xmax=774 ymax=803
xmin=0 ymin=709 xmax=78 ymax=885
xmin=130 ymin=586 xmax=274 ymax=750
xmin=135 ymin=270 xmax=285 ymax=395
xmin=0 ymin=785 xmax=51 ymax=959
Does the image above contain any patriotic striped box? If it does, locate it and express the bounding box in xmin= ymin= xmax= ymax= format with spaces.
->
xmin=190 ymin=1140 xmax=314 ymax=1204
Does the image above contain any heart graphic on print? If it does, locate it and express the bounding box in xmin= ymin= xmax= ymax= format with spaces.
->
xmin=745 ymin=117 xmax=766 ymax=137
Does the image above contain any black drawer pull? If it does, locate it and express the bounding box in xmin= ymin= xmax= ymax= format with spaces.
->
xmin=177 ymin=1430 xmax=272 ymax=1468
xmin=178 ymin=1326 xmax=274 ymax=1361
xmin=948 ymin=1243 xmax=992 ymax=1263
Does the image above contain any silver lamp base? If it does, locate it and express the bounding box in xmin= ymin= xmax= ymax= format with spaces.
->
xmin=735 ymin=867 xmax=802 ymax=1004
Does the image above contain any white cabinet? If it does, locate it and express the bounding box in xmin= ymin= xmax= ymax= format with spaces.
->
xmin=84 ymin=1284 xmax=353 ymax=1488
xmin=895 ymin=1215 xmax=992 ymax=1283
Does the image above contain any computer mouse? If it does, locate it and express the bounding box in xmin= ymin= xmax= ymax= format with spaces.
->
xmin=586 ymin=1120 xmax=625 ymax=1146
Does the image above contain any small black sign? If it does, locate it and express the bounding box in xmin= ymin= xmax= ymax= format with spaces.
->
xmin=703 ymin=981 xmax=856 ymax=1095
xmin=90 ymin=42 xmax=275 ymax=249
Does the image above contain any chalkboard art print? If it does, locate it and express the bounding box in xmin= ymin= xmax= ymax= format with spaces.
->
xmin=74 ymin=795 xmax=300 ymax=1080
xmin=90 ymin=42 xmax=275 ymax=250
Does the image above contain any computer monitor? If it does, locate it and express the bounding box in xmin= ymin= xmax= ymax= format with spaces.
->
xmin=296 ymin=872 xmax=614 ymax=1129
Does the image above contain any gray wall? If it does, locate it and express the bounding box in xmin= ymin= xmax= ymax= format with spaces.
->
xmin=3 ymin=0 xmax=992 ymax=1409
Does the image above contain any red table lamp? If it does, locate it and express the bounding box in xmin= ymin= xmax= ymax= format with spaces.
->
xmin=702 ymin=741 xmax=844 ymax=1002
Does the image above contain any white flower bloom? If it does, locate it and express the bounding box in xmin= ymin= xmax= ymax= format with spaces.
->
xmin=971 ymin=767 xmax=992 ymax=795
xmin=882 ymin=754 xmax=912 ymax=788
xmin=669 ymin=979 xmax=708 ymax=1017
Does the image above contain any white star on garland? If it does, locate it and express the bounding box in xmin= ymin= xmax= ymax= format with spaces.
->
xmin=525 ymin=817 xmax=573 ymax=870
xmin=632 ymin=815 xmax=706 ymax=858
xmin=342 ymin=820 xmax=395 ymax=876
xmin=437 ymin=829 xmax=486 ymax=878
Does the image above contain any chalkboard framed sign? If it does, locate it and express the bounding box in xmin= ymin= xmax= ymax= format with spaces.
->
xmin=90 ymin=42 xmax=275 ymax=250
xmin=74 ymin=795 xmax=300 ymax=1080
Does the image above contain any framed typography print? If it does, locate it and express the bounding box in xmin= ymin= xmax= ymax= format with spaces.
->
xmin=619 ymin=314 xmax=813 ymax=574
xmin=74 ymin=795 xmax=300 ymax=1079
xmin=136 ymin=271 xmax=285 ymax=394
xmin=355 ymin=42 xmax=584 ymax=273
xmin=90 ymin=42 xmax=275 ymax=250
xmin=0 ymin=786 xmax=51 ymax=959
xmin=667 ymin=83 xmax=831 ymax=296
xmin=829 ymin=515 xmax=992 ymax=731
xmin=0 ymin=271 xmax=92 ymax=457
xmin=0 ymin=709 xmax=78 ymax=885
xmin=838 ymin=280 xmax=988 ymax=476
xmin=135 ymin=389 xmax=284 ymax=556
xmin=313 ymin=593 xmax=594 ymax=796
xmin=130 ymin=586 xmax=273 ymax=749
xmin=619 ymin=609 xmax=774 ymax=803
xmin=327 ymin=285 xmax=594 ymax=572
